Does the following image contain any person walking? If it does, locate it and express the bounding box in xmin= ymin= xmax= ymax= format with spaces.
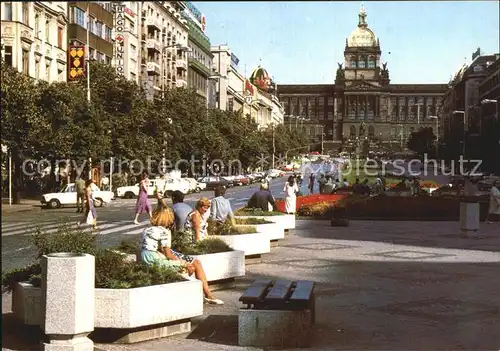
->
xmin=133 ymin=172 xmax=152 ymax=225
xmin=248 ymin=183 xmax=276 ymax=212
xmin=75 ymin=177 xmax=86 ymax=213
xmin=486 ymin=180 xmax=500 ymax=224
xmin=308 ymin=173 xmax=315 ymax=194
xmin=283 ymin=175 xmax=299 ymax=214
xmin=82 ymin=179 xmax=97 ymax=230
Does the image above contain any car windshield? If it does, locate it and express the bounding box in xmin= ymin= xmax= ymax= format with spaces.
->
xmin=59 ymin=185 xmax=68 ymax=193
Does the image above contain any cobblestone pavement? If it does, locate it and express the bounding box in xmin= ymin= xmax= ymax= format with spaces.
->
xmin=3 ymin=220 xmax=500 ymax=350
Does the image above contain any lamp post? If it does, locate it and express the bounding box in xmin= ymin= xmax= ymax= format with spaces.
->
xmin=398 ymin=124 xmax=404 ymax=151
xmin=428 ymin=115 xmax=439 ymax=160
xmin=162 ymin=118 xmax=173 ymax=176
xmin=271 ymin=122 xmax=276 ymax=170
xmin=453 ymin=110 xmax=466 ymax=157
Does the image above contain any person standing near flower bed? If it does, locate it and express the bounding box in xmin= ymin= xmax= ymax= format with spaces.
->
xmin=486 ymin=180 xmax=500 ymax=223
xmin=283 ymin=175 xmax=299 ymax=214
xmin=248 ymin=183 xmax=276 ymax=211
xmin=138 ymin=204 xmax=224 ymax=305
xmin=308 ymin=173 xmax=316 ymax=194
xmin=82 ymin=179 xmax=97 ymax=230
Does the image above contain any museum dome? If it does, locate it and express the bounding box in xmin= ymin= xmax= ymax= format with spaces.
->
xmin=347 ymin=6 xmax=378 ymax=47
xmin=250 ymin=65 xmax=272 ymax=91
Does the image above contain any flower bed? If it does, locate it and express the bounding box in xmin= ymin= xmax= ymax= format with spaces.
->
xmin=274 ymin=194 xmax=347 ymax=213
xmin=235 ymin=208 xmax=296 ymax=230
xmin=297 ymin=195 xmax=490 ymax=220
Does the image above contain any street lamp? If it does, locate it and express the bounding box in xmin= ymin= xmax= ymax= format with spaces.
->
xmin=162 ymin=117 xmax=173 ymax=176
xmin=453 ymin=110 xmax=466 ymax=157
xmin=428 ymin=115 xmax=439 ymax=160
xmin=398 ymin=124 xmax=404 ymax=151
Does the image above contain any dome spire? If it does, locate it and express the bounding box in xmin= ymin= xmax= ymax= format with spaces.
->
xmin=358 ymin=3 xmax=367 ymax=27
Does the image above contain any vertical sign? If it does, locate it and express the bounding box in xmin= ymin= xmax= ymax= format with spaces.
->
xmin=68 ymin=45 xmax=85 ymax=80
xmin=114 ymin=3 xmax=126 ymax=76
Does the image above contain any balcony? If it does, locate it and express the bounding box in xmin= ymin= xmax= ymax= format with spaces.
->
xmin=146 ymin=39 xmax=160 ymax=53
xmin=146 ymin=62 xmax=161 ymax=75
xmin=175 ymin=60 xmax=187 ymax=71
xmin=146 ymin=17 xmax=161 ymax=30
xmin=176 ymin=79 xmax=188 ymax=88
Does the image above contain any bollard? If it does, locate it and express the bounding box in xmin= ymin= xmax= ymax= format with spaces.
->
xmin=459 ymin=202 xmax=480 ymax=235
xmin=41 ymin=253 xmax=95 ymax=351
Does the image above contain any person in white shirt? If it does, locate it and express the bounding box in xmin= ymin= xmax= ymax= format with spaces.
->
xmin=283 ymin=176 xmax=299 ymax=214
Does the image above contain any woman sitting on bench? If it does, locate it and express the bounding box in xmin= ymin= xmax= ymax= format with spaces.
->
xmin=139 ymin=202 xmax=224 ymax=305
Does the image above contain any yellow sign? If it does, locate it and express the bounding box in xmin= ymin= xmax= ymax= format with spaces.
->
xmin=68 ymin=45 xmax=85 ymax=81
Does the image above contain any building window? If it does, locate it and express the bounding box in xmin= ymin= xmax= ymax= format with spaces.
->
xmin=46 ymin=61 xmax=51 ymax=81
xmin=368 ymin=56 xmax=375 ymax=68
xmin=349 ymin=125 xmax=356 ymax=138
xmin=22 ymin=50 xmax=29 ymax=75
xmin=58 ymin=69 xmax=64 ymax=82
xmin=358 ymin=57 xmax=366 ymax=68
xmin=45 ymin=18 xmax=51 ymax=42
xmin=74 ymin=7 xmax=85 ymax=27
xmin=105 ymin=55 xmax=111 ymax=65
xmin=96 ymin=51 xmax=103 ymax=62
xmin=35 ymin=13 xmax=40 ymax=38
xmin=104 ymin=26 xmax=112 ymax=41
xmin=408 ymin=97 xmax=415 ymax=120
xmin=318 ymin=97 xmax=325 ymax=119
xmin=390 ymin=97 xmax=397 ymax=121
xmin=390 ymin=127 xmax=397 ymax=140
xmin=35 ymin=59 xmax=41 ymax=79
xmin=96 ymin=21 xmax=103 ymax=37
xmin=22 ymin=2 xmax=29 ymax=25
xmin=228 ymin=97 xmax=234 ymax=111
xmin=131 ymin=72 xmax=137 ymax=81
xmin=88 ymin=16 xmax=94 ymax=33
xmin=3 ymin=2 xmax=12 ymax=21
xmin=368 ymin=126 xmax=375 ymax=139
xmin=57 ymin=26 xmax=63 ymax=48
xmin=350 ymin=56 xmax=357 ymax=68
xmin=89 ymin=48 xmax=95 ymax=60
xmin=4 ymin=46 xmax=13 ymax=66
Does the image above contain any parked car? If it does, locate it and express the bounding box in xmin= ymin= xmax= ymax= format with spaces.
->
xmin=197 ymin=176 xmax=229 ymax=190
xmin=184 ymin=178 xmax=207 ymax=193
xmin=41 ymin=183 xmax=114 ymax=209
xmin=116 ymin=178 xmax=190 ymax=199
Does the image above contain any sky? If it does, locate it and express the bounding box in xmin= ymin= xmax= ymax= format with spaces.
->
xmin=191 ymin=1 xmax=499 ymax=85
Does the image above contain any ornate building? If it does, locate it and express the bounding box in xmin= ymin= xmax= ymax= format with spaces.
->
xmin=277 ymin=6 xmax=448 ymax=151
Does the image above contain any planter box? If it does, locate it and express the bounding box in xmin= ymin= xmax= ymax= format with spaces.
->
xmin=235 ymin=214 xmax=295 ymax=230
xmin=12 ymin=280 xmax=203 ymax=329
xmin=192 ymin=250 xmax=245 ymax=282
xmin=235 ymin=222 xmax=285 ymax=241
xmin=213 ymin=232 xmax=271 ymax=256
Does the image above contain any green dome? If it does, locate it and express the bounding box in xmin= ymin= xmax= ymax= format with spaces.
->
xmin=249 ymin=65 xmax=272 ymax=91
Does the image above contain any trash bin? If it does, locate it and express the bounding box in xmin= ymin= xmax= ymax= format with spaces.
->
xmin=459 ymin=202 xmax=479 ymax=233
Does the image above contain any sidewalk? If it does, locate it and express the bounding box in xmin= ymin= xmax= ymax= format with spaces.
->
xmin=2 ymin=220 xmax=500 ymax=350
xmin=1 ymin=199 xmax=41 ymax=215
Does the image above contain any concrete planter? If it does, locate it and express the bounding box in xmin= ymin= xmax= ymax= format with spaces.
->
xmin=12 ymin=280 xmax=203 ymax=329
xmin=192 ymin=250 xmax=245 ymax=281
xmin=213 ymin=232 xmax=271 ymax=256
xmin=235 ymin=214 xmax=295 ymax=230
xmin=235 ymin=222 xmax=285 ymax=241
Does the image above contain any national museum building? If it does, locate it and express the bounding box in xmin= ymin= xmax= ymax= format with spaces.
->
xmin=277 ymin=7 xmax=448 ymax=151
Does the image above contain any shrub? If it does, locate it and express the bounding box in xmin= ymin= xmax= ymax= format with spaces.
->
xmin=116 ymin=237 xmax=139 ymax=254
xmin=234 ymin=217 xmax=273 ymax=225
xmin=297 ymin=202 xmax=330 ymax=217
xmin=182 ymin=237 xmax=232 ymax=255
xmin=2 ymin=263 xmax=41 ymax=293
xmin=234 ymin=207 xmax=284 ymax=216
xmin=207 ymin=218 xmax=256 ymax=235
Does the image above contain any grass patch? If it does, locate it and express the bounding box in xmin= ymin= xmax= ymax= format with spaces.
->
xmin=234 ymin=217 xmax=273 ymax=225
xmin=235 ymin=207 xmax=284 ymax=216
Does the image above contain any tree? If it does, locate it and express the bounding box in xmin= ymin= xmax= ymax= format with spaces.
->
xmin=407 ymin=127 xmax=436 ymax=158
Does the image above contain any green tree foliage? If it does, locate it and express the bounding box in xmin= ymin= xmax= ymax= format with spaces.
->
xmin=1 ymin=60 xmax=312 ymax=199
xmin=407 ymin=127 xmax=436 ymax=158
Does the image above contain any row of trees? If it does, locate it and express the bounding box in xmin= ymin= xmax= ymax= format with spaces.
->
xmin=1 ymin=61 xmax=309 ymax=202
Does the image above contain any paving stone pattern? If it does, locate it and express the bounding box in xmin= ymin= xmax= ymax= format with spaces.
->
xmin=2 ymin=220 xmax=500 ymax=350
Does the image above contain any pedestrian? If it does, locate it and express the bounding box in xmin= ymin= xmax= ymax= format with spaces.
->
xmin=308 ymin=173 xmax=315 ymax=194
xmin=318 ymin=174 xmax=327 ymax=194
xmin=248 ymin=183 xmax=276 ymax=212
xmin=82 ymin=179 xmax=97 ymax=230
xmin=485 ymin=180 xmax=500 ymax=224
xmin=101 ymin=175 xmax=109 ymax=191
xmin=283 ymin=175 xmax=299 ymax=214
xmin=210 ymin=186 xmax=234 ymax=224
xmin=75 ymin=177 xmax=86 ymax=213
xmin=133 ymin=172 xmax=152 ymax=225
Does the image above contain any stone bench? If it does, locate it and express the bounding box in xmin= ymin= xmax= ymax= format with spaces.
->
xmin=238 ymin=279 xmax=315 ymax=348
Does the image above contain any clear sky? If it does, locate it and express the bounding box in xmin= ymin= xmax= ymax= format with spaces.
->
xmin=192 ymin=1 xmax=499 ymax=85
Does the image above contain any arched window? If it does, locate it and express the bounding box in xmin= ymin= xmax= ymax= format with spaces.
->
xmin=349 ymin=125 xmax=356 ymax=138
xmin=368 ymin=56 xmax=376 ymax=68
xmin=350 ymin=56 xmax=357 ymax=68
xmin=358 ymin=56 xmax=366 ymax=68
xmin=368 ymin=126 xmax=375 ymax=139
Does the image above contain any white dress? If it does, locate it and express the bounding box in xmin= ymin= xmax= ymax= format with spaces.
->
xmin=283 ymin=182 xmax=299 ymax=214
xmin=489 ymin=186 xmax=500 ymax=215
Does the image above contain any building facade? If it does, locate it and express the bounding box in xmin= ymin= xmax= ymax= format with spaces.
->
xmin=138 ymin=1 xmax=189 ymax=100
xmin=1 ymin=1 xmax=69 ymax=82
xmin=182 ymin=1 xmax=215 ymax=106
xmin=211 ymin=45 xmax=283 ymax=128
xmin=277 ymin=7 xmax=447 ymax=152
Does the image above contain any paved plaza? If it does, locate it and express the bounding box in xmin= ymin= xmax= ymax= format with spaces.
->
xmin=2 ymin=220 xmax=500 ymax=350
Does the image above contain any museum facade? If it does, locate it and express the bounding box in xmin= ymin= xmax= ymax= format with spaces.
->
xmin=277 ymin=7 xmax=448 ymax=151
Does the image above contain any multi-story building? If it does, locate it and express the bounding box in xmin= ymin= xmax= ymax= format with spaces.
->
xmin=478 ymin=55 xmax=499 ymax=174
xmin=67 ymin=1 xmax=114 ymax=80
xmin=211 ymin=44 xmax=283 ymax=128
xmin=277 ymin=6 xmax=448 ymax=152
xmin=138 ymin=1 xmax=190 ymax=99
xmin=182 ymin=1 xmax=215 ymax=106
xmin=442 ymin=53 xmax=498 ymax=161
xmin=1 ymin=1 xmax=69 ymax=82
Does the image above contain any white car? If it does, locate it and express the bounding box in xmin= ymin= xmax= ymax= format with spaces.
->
xmin=41 ymin=183 xmax=114 ymax=209
xmin=184 ymin=178 xmax=207 ymax=193
xmin=116 ymin=178 xmax=190 ymax=199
